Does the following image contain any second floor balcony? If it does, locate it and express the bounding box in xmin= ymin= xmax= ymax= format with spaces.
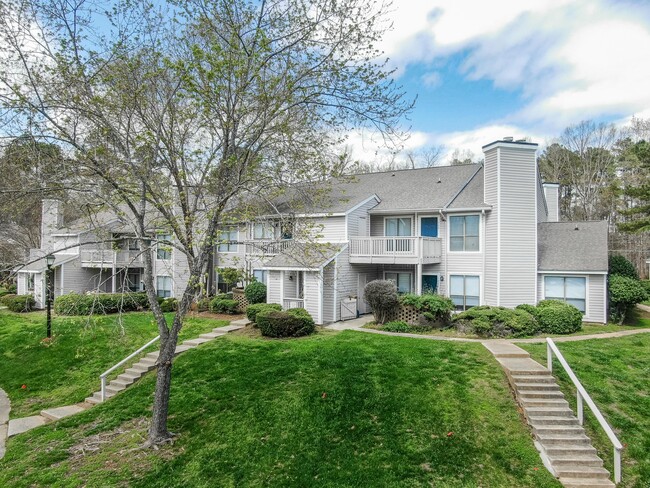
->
xmin=349 ymin=236 xmax=442 ymax=265
xmin=244 ymin=239 xmax=293 ymax=256
xmin=81 ymin=249 xmax=145 ymax=268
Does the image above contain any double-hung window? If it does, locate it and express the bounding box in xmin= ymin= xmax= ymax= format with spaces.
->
xmin=449 ymin=215 xmax=480 ymax=252
xmin=253 ymin=222 xmax=274 ymax=240
xmin=156 ymin=276 xmax=172 ymax=298
xmin=449 ymin=275 xmax=480 ymax=311
xmin=156 ymin=233 xmax=172 ymax=260
xmin=385 ymin=272 xmax=412 ymax=294
xmin=544 ymin=276 xmax=586 ymax=313
xmin=218 ymin=227 xmax=238 ymax=253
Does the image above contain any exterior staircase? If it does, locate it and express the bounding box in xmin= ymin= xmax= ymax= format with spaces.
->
xmin=85 ymin=323 xmax=246 ymax=404
xmin=484 ymin=341 xmax=615 ymax=488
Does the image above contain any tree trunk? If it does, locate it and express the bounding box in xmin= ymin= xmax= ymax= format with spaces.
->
xmin=148 ymin=338 xmax=176 ymax=443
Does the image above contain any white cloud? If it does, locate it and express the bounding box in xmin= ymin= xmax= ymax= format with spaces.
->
xmin=380 ymin=0 xmax=650 ymax=134
xmin=421 ymin=71 xmax=442 ymax=88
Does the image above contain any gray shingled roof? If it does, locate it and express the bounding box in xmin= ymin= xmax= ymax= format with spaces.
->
xmin=262 ymin=242 xmax=344 ymax=269
xmin=282 ymin=164 xmax=484 ymax=214
xmin=445 ymin=166 xmax=490 ymax=209
xmin=538 ymin=221 xmax=609 ymax=272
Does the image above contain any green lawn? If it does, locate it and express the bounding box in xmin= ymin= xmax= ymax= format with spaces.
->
xmin=0 ymin=310 xmax=227 ymax=417
xmin=0 ymin=330 xmax=561 ymax=487
xmin=522 ymin=334 xmax=650 ymax=488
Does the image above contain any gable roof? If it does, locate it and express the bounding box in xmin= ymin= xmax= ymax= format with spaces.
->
xmin=261 ymin=242 xmax=344 ymax=270
xmin=538 ymin=221 xmax=609 ymax=272
xmin=445 ymin=166 xmax=491 ymax=210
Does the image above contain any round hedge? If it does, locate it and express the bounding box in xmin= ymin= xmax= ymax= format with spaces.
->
xmin=210 ymin=297 xmax=239 ymax=314
xmin=535 ymin=300 xmax=583 ymax=334
xmin=257 ymin=308 xmax=315 ymax=338
xmin=244 ymin=281 xmax=267 ymax=304
xmin=246 ymin=303 xmax=282 ymax=324
xmin=451 ymin=306 xmax=538 ymax=338
xmin=364 ymin=280 xmax=399 ymax=324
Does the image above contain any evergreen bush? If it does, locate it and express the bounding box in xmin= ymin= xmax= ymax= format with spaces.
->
xmin=535 ymin=300 xmax=583 ymax=334
xmin=244 ymin=281 xmax=267 ymax=304
xmin=364 ymin=280 xmax=399 ymax=324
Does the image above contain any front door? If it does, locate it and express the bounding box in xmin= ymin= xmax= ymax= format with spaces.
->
xmin=422 ymin=275 xmax=438 ymax=294
xmin=421 ymin=217 xmax=438 ymax=237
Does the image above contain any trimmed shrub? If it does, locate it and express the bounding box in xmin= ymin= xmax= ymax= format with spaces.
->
xmin=158 ymin=297 xmax=178 ymax=313
xmin=609 ymin=275 xmax=649 ymax=324
xmin=535 ymin=300 xmax=583 ymax=334
xmin=196 ymin=297 xmax=212 ymax=312
xmin=210 ymin=297 xmax=239 ymax=314
xmin=244 ymin=281 xmax=267 ymax=304
xmin=54 ymin=292 xmax=149 ymax=315
xmin=452 ymin=306 xmax=538 ymax=338
xmin=257 ymin=309 xmax=315 ymax=338
xmin=286 ymin=307 xmax=315 ymax=334
xmin=515 ymin=303 xmax=538 ymax=317
xmin=0 ymin=289 xmax=12 ymax=299
xmin=609 ymin=255 xmax=639 ymax=280
xmin=364 ymin=280 xmax=399 ymax=324
xmin=2 ymin=294 xmax=35 ymax=312
xmin=399 ymin=293 xmax=455 ymax=326
xmin=381 ymin=321 xmax=412 ymax=333
xmin=246 ymin=303 xmax=282 ymax=324
xmin=0 ymin=293 xmax=15 ymax=305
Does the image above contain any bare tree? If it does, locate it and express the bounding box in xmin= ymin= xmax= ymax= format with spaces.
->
xmin=0 ymin=0 xmax=412 ymax=445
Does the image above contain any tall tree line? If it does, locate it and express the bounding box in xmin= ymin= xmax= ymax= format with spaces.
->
xmin=538 ymin=118 xmax=650 ymax=278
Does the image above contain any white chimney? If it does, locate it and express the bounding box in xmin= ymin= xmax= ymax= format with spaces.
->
xmin=542 ymin=183 xmax=560 ymax=222
xmin=41 ymin=199 xmax=63 ymax=251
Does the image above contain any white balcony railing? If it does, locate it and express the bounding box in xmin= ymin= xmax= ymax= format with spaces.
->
xmin=349 ymin=236 xmax=442 ymax=264
xmin=283 ymin=298 xmax=304 ymax=309
xmin=81 ymin=249 xmax=145 ymax=267
xmin=245 ymin=239 xmax=293 ymax=256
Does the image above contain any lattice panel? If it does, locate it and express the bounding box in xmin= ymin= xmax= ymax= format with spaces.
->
xmin=232 ymin=289 xmax=249 ymax=312
xmin=387 ymin=305 xmax=422 ymax=325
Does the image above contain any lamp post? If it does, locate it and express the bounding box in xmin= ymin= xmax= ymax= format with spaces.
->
xmin=45 ymin=254 xmax=55 ymax=339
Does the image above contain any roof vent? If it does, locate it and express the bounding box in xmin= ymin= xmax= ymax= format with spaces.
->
xmin=503 ymin=136 xmax=513 ymax=142
xmin=391 ymin=173 xmax=395 ymax=177
xmin=437 ymin=178 xmax=441 ymax=184
xmin=516 ymin=138 xmax=527 ymax=143
xmin=574 ymin=225 xmax=580 ymax=231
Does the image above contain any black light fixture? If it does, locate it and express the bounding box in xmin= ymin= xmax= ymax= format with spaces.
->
xmin=45 ymin=254 xmax=55 ymax=338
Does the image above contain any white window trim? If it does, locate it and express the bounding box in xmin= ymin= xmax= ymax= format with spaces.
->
xmin=447 ymin=213 xmax=481 ymax=254
xmin=383 ymin=215 xmax=414 ymax=237
xmin=156 ymin=275 xmax=173 ymax=298
xmin=383 ymin=270 xmax=414 ymax=294
xmin=217 ymin=227 xmax=239 ymax=254
xmin=541 ymin=274 xmax=589 ymax=318
xmin=447 ymin=273 xmax=482 ymax=309
xmin=156 ymin=233 xmax=172 ymax=261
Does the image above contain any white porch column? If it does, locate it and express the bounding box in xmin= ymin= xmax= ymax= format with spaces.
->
xmin=416 ymin=263 xmax=423 ymax=295
xmin=279 ymin=270 xmax=285 ymax=309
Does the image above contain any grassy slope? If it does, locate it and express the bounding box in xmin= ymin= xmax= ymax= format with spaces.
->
xmin=0 ymin=331 xmax=559 ymax=487
xmin=0 ymin=310 xmax=227 ymax=417
xmin=523 ymin=334 xmax=650 ymax=488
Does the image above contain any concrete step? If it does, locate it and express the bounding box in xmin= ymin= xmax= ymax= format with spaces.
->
xmin=544 ymin=445 xmax=598 ymax=457
xmin=118 ymin=372 xmax=142 ymax=381
xmin=511 ymin=374 xmax=554 ymax=383
xmin=559 ymin=478 xmax=615 ymax=488
xmin=111 ymin=378 xmax=135 ymax=388
xmin=533 ymin=425 xmax=585 ymax=436
xmin=520 ymin=398 xmax=570 ymax=408
xmin=215 ymin=324 xmax=245 ymax=332
xmin=537 ymin=433 xmax=592 ymax=446
xmin=105 ymin=384 xmax=126 ymax=395
xmin=174 ymin=345 xmax=194 ymax=354
xmin=183 ymin=338 xmax=210 ymax=346
xmin=518 ymin=390 xmax=564 ymax=399
xmin=40 ymin=405 xmax=87 ymax=422
xmin=525 ymin=406 xmax=574 ymax=417
xmin=483 ymin=341 xmax=531 ymax=358
xmin=515 ymin=382 xmax=560 ymax=391
xmin=528 ymin=415 xmax=581 ymax=426
xmin=146 ymin=351 xmax=159 ymax=359
xmin=7 ymin=416 xmax=48 ymax=437
xmin=127 ymin=364 xmax=153 ymax=374
xmin=199 ymin=332 xmax=223 ymax=340
xmin=85 ymin=396 xmax=102 ymax=404
xmin=549 ymin=455 xmax=604 ymax=468
xmin=555 ymin=466 xmax=610 ymax=479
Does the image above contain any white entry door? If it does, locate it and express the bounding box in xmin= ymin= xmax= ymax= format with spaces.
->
xmin=357 ymin=273 xmax=370 ymax=314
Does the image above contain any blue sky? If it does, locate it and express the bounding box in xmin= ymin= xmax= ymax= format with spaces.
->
xmin=348 ymin=0 xmax=650 ymax=163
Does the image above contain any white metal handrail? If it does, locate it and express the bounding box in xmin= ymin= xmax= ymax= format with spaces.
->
xmin=546 ymin=338 xmax=623 ymax=484
xmin=100 ymin=335 xmax=160 ymax=402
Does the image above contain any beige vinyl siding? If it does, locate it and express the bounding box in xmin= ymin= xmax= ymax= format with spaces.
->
xmin=483 ymin=148 xmax=499 ymax=305
xmin=322 ymin=262 xmax=336 ymax=323
xmin=347 ymin=198 xmax=379 ymax=237
xmin=267 ymin=270 xmax=282 ymax=304
xmin=303 ymin=271 xmax=322 ymax=323
xmin=498 ymin=147 xmax=538 ymax=307
xmin=300 ymin=216 xmax=346 ymax=243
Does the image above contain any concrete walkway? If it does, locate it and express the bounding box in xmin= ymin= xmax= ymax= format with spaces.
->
xmin=0 ymin=388 xmax=9 ymax=459
xmin=326 ymin=315 xmax=650 ymax=343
